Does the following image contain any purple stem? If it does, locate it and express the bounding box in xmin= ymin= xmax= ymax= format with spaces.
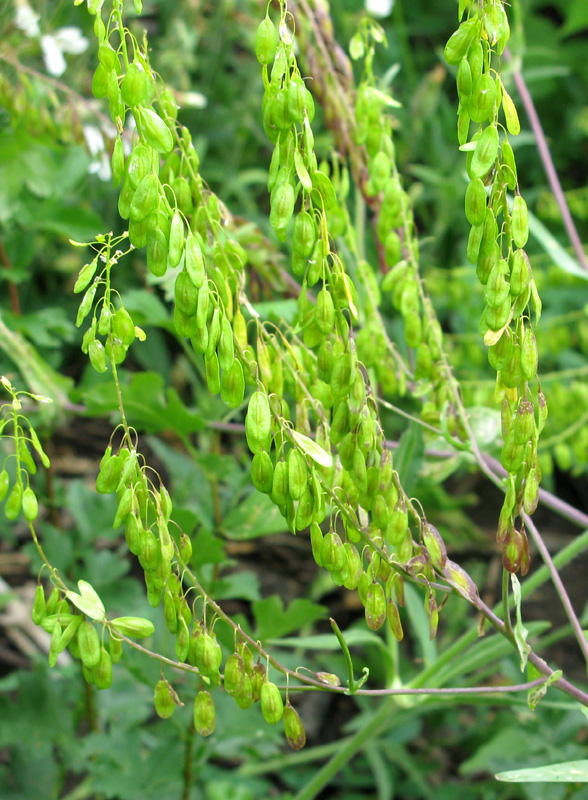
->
xmin=523 ymin=512 xmax=588 ymax=665
xmin=504 ymin=48 xmax=588 ymax=272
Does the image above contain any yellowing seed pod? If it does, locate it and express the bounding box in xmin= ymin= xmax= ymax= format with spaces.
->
xmin=175 ymin=270 xmax=199 ymax=317
xmin=342 ymin=543 xmax=363 ymax=590
xmin=260 ymin=681 xmax=284 ymax=724
xmin=283 ymin=702 xmax=306 ymax=750
xmin=194 ymin=632 xmax=222 ymax=682
xmin=513 ymin=399 xmax=535 ymax=445
xmin=365 ymin=581 xmax=386 ymax=631
xmin=194 ymin=691 xmax=216 ymax=736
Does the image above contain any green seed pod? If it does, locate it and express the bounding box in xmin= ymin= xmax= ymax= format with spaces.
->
xmin=78 ymin=620 xmax=101 ymax=669
xmin=270 ymin=183 xmax=296 ymax=242
xmin=146 ymin=227 xmax=168 ymax=277
xmin=484 ymin=297 xmax=511 ymax=332
xmin=523 ymin=466 xmax=540 ymax=515
xmin=96 ymin=452 xmax=123 ymax=495
xmin=342 ymin=543 xmax=363 ymax=590
xmin=163 ymin=588 xmax=178 ymax=634
xmin=261 ymin=681 xmax=284 ymax=724
xmin=511 ymin=196 xmax=529 ymax=249
xmin=384 ymin=230 xmax=402 ymax=268
xmin=248 ymin=662 xmax=264 ymax=702
xmin=136 ymin=107 xmax=174 ymax=154
xmin=294 ymin=486 xmax=314 ymax=531
xmin=31 ymin=584 xmax=46 ymax=625
xmin=92 ymin=646 xmax=113 ymax=690
xmin=224 ymin=653 xmax=247 ymax=697
xmin=110 ymin=616 xmax=155 ymax=638
xmin=321 ymin=531 xmax=346 ymax=572
xmin=315 ymin=288 xmax=335 ymax=335
xmin=45 ymin=587 xmax=60 ymax=616
xmin=121 ymin=60 xmax=152 ymax=107
xmin=422 ymin=523 xmax=447 ymax=570
xmin=287 ymin=448 xmax=308 ymax=501
xmin=501 ymin=432 xmax=525 ymax=473
xmin=195 ymin=279 xmax=210 ymax=329
xmin=49 ymin=621 xmax=62 ymax=667
xmin=513 ymin=399 xmax=535 ymax=445
xmin=521 ymin=327 xmax=538 ymax=382
xmin=22 ymin=487 xmax=38 ymax=522
xmin=309 ymin=521 xmax=324 ymax=566
xmin=510 ymin=249 xmax=531 ymax=297
xmin=129 ymin=173 xmax=159 ymax=223
xmin=501 ymin=343 xmax=522 ymax=389
xmin=204 ymin=353 xmax=220 ymax=395
xmin=184 ymin=234 xmax=205 ymax=288
xmin=138 ymin=529 xmax=161 ymax=573
xmin=205 ymin=307 xmax=221 ymax=362
xmin=175 ymin=615 xmax=190 ymax=662
xmin=112 ymin=308 xmax=135 ymax=347
xmin=465 ymin=178 xmax=486 ymax=226
xmin=5 ymin=482 xmax=22 ymax=520
xmin=293 ymin=211 xmax=317 ymax=259
xmin=107 ymin=71 xmax=125 ymax=123
xmin=154 ymin=679 xmax=176 ymax=719
xmin=220 ymin=358 xmax=245 ymax=409
xmin=387 ymin=599 xmax=404 ymax=641
xmin=112 ymin=486 xmax=132 ymax=529
xmin=485 ymin=259 xmax=510 ymax=308
xmin=194 ymin=632 xmax=222 ymax=682
xmin=283 ymin=702 xmax=306 ymax=750
xmin=468 ymin=73 xmax=497 ymax=124
xmin=91 ymin=63 xmax=109 ymax=99
xmin=109 ymin=633 xmax=123 ymax=664
xmin=365 ymin=581 xmax=386 ymax=631
xmin=369 ymin=151 xmax=391 ymax=193
xmin=0 ymin=469 xmax=9 ymax=503
xmin=330 ymin=351 xmax=353 ymax=401
xmin=270 ymin=459 xmax=288 ymax=507
xmin=456 ymin=57 xmax=473 ymax=102
xmin=217 ymin=318 xmax=234 ymax=371
xmin=251 ymin=451 xmax=274 ymax=494
xmin=111 ymin=136 xmax=125 ymax=187
xmin=444 ymin=19 xmax=480 ymax=65
xmin=174 ymin=270 xmax=198 ymax=317
xmin=168 ymin=211 xmax=185 ymax=269
xmin=194 ymin=691 xmax=216 ymax=736
xmin=501 ymin=139 xmax=518 ymax=189
xmin=287 ymin=79 xmax=306 ymax=124
xmin=246 ymin=391 xmax=272 ymax=454
xmin=470 ymin=124 xmax=499 ymax=179
xmin=256 ymin=16 xmax=278 ymax=65
xmin=128 ymin=217 xmax=148 ymax=249
xmin=488 ymin=328 xmax=513 ymax=371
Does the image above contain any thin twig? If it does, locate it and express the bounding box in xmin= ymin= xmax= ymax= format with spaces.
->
xmin=523 ymin=512 xmax=588 ymax=665
xmin=504 ymin=48 xmax=588 ymax=272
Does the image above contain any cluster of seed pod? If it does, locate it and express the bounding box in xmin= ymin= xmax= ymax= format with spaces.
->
xmin=446 ymin=0 xmax=544 ymax=573
xmin=0 ymin=380 xmax=49 ymax=523
xmin=348 ymin=33 xmax=450 ymax=429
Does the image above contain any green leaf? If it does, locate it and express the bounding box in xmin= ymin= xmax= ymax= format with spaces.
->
xmin=511 ymin=573 xmax=530 ymax=671
xmin=253 ymin=596 xmax=326 ymax=640
xmin=394 ymin=421 xmax=424 ymax=496
xmin=222 ymin=491 xmax=285 ymax=539
xmin=496 ymin=761 xmax=588 ymax=783
xmin=527 ymin=208 xmax=588 ymax=281
xmin=65 ymin=579 xmax=106 ymax=620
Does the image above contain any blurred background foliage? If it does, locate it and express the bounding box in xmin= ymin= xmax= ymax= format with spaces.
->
xmin=0 ymin=0 xmax=588 ymax=798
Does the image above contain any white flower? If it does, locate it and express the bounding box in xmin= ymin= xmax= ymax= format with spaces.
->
xmin=83 ymin=124 xmax=105 ymax=157
xmin=41 ymin=27 xmax=89 ymax=77
xmin=176 ymin=90 xmax=208 ymax=110
xmin=41 ymin=34 xmax=67 ymax=76
xmin=88 ymin=153 xmax=112 ymax=182
xmin=365 ymin=0 xmax=394 ymax=19
xmin=14 ymin=1 xmax=40 ymax=37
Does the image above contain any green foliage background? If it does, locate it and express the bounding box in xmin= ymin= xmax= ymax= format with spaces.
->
xmin=0 ymin=0 xmax=588 ymax=798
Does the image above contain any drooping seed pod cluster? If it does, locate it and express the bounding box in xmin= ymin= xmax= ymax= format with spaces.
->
xmin=445 ymin=0 xmax=544 ymax=573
